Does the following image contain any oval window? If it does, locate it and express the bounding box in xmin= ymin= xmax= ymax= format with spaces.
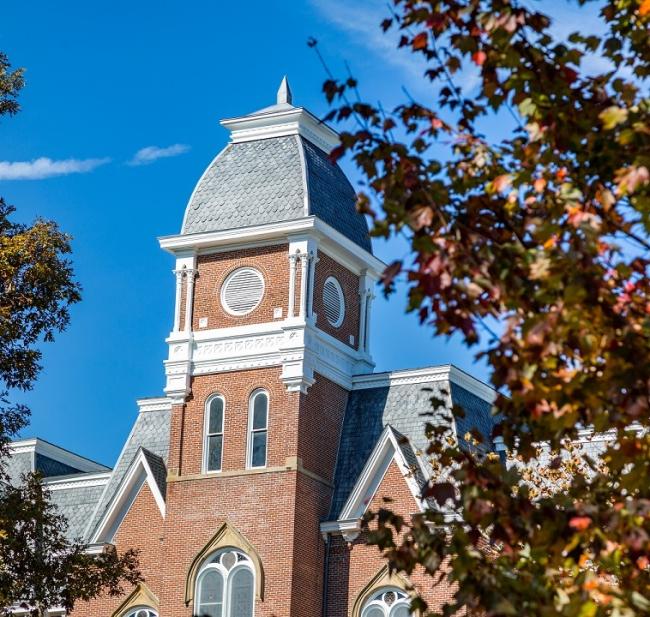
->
xmin=322 ymin=276 xmax=345 ymax=327
xmin=221 ymin=268 xmax=265 ymax=316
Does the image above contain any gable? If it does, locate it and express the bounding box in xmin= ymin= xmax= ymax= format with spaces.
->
xmin=367 ymin=459 xmax=420 ymax=516
xmin=113 ymin=482 xmax=163 ymax=546
xmin=91 ymin=449 xmax=166 ymax=544
xmin=337 ymin=426 xmax=426 ymax=522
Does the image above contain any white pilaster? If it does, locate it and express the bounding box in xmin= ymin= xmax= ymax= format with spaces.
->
xmin=288 ymin=236 xmax=318 ymax=325
xmin=363 ymin=290 xmax=374 ymax=354
xmin=358 ymin=273 xmax=375 ymax=355
xmin=184 ymin=268 xmax=197 ymax=333
xmin=287 ymin=251 xmax=299 ymax=318
xmin=298 ymin=252 xmax=310 ymax=319
xmin=358 ymin=288 xmax=368 ymax=352
xmin=307 ymin=252 xmax=318 ymax=319
xmin=172 ymin=269 xmax=184 ymax=332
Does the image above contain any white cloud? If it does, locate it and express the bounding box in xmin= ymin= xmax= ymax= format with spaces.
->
xmin=310 ymin=0 xmax=481 ymax=99
xmin=0 ymin=157 xmax=110 ymax=181
xmin=311 ymin=0 xmax=425 ymax=84
xmin=128 ymin=143 xmax=190 ymax=166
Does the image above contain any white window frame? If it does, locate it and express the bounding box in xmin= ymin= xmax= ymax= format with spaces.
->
xmin=246 ymin=389 xmax=269 ymax=469
xmin=220 ymin=267 xmax=265 ymax=316
xmin=323 ymin=275 xmax=345 ymax=328
xmin=124 ymin=609 xmax=158 ymax=617
xmin=361 ymin=587 xmax=412 ymax=617
xmin=194 ymin=548 xmax=255 ymax=617
xmin=203 ymin=394 xmax=225 ymax=474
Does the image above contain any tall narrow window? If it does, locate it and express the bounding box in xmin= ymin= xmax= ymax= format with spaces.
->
xmin=195 ymin=549 xmax=254 ymax=617
xmin=204 ymin=395 xmax=225 ymax=473
xmin=247 ymin=390 xmax=268 ymax=469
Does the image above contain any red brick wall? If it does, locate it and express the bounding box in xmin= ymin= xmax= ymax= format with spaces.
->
xmin=160 ymin=470 xmax=300 ymax=617
xmin=290 ymin=472 xmax=331 ymax=617
xmin=174 ymin=368 xmax=300 ymax=476
xmin=70 ymin=483 xmax=164 ymax=617
xmin=313 ymin=252 xmax=360 ymax=348
xmin=192 ymin=244 xmax=289 ymax=330
xmin=326 ymin=460 xmax=454 ymax=616
xmin=298 ymin=373 xmax=349 ymax=483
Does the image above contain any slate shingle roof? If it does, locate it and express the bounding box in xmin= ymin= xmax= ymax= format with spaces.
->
xmin=36 ymin=453 xmax=83 ymax=478
xmin=181 ymin=135 xmax=371 ymax=253
xmin=141 ymin=447 xmax=167 ymax=500
xmin=48 ymin=481 xmax=108 ymax=541
xmin=330 ymin=374 xmax=495 ymax=519
xmin=86 ymin=406 xmax=171 ymax=540
xmin=3 ymin=451 xmax=32 ymax=485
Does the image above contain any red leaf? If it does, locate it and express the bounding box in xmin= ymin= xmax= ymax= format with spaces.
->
xmin=329 ymin=145 xmax=345 ymax=163
xmin=472 ymin=50 xmax=487 ymax=66
xmin=412 ymin=32 xmax=428 ymax=50
xmin=569 ymin=516 xmax=592 ymax=531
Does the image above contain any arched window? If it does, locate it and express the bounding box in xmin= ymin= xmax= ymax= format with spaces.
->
xmin=124 ymin=609 xmax=157 ymax=617
xmin=361 ymin=588 xmax=412 ymax=617
xmin=247 ymin=390 xmax=268 ymax=469
xmin=195 ymin=548 xmax=255 ymax=617
xmin=204 ymin=395 xmax=225 ymax=473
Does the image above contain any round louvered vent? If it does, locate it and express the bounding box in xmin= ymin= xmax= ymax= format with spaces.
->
xmin=323 ymin=276 xmax=345 ymax=327
xmin=221 ymin=268 xmax=265 ymax=316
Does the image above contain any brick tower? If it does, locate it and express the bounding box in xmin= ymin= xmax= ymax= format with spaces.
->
xmin=157 ymin=77 xmax=382 ymax=617
xmin=47 ymin=78 xmax=496 ymax=617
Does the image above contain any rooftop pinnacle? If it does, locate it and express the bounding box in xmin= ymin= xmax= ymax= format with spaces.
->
xmin=277 ymin=76 xmax=292 ymax=105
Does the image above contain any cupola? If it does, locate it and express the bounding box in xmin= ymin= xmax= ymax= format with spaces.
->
xmin=180 ymin=77 xmax=371 ymax=253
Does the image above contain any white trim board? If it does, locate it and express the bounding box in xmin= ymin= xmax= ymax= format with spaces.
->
xmin=159 ymin=216 xmax=385 ymax=278
xmin=331 ymin=426 xmax=428 ymax=541
xmin=351 ymin=364 xmax=497 ymax=404
xmin=8 ymin=438 xmax=110 ymax=473
xmin=43 ymin=471 xmax=111 ymax=491
xmin=91 ymin=449 xmax=166 ymax=544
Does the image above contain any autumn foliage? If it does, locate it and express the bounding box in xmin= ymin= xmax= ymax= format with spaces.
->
xmin=319 ymin=0 xmax=650 ymax=614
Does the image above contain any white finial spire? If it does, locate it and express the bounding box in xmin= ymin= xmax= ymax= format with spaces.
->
xmin=277 ymin=76 xmax=292 ymax=105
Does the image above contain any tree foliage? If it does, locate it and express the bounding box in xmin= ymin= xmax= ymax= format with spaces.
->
xmin=318 ymin=0 xmax=650 ymax=614
xmin=0 ymin=475 xmax=141 ymax=617
xmin=0 ymin=199 xmax=81 ymax=446
xmin=0 ymin=52 xmax=80 ymax=445
xmin=0 ymin=52 xmax=141 ymax=615
xmin=0 ymin=53 xmax=23 ymax=118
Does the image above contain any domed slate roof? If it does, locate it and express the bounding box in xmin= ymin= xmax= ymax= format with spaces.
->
xmin=181 ymin=79 xmax=371 ymax=253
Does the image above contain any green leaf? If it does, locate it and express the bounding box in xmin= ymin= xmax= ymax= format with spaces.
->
xmin=599 ymin=105 xmax=628 ymax=129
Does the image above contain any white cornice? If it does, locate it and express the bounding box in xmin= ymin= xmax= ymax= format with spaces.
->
xmin=43 ymin=472 xmax=111 ymax=491
xmin=320 ymin=518 xmax=361 ymax=542
xmin=164 ymin=318 xmax=375 ymax=397
xmin=136 ymin=397 xmax=173 ymax=413
xmin=449 ymin=365 xmax=497 ymax=403
xmin=351 ymin=364 xmax=497 ymax=404
xmin=8 ymin=438 xmax=110 ymax=473
xmin=158 ymin=216 xmax=384 ymax=278
xmin=220 ymin=107 xmax=340 ymax=154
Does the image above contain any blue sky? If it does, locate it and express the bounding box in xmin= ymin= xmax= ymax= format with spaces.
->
xmin=0 ymin=0 xmax=600 ymax=466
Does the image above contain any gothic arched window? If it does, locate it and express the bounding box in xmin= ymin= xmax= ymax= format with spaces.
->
xmin=204 ymin=394 xmax=225 ymax=473
xmin=124 ymin=609 xmax=158 ymax=617
xmin=361 ymin=588 xmax=412 ymax=617
xmin=195 ymin=548 xmax=255 ymax=617
xmin=247 ymin=390 xmax=268 ymax=469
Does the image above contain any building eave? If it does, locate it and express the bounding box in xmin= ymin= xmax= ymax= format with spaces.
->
xmin=159 ymin=216 xmax=385 ymax=278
